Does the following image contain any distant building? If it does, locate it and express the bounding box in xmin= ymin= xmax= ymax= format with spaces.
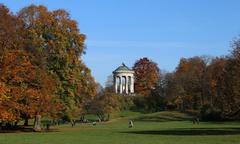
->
xmin=112 ymin=63 xmax=134 ymax=94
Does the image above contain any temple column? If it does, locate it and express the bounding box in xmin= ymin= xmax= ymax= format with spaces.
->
xmin=130 ymin=76 xmax=134 ymax=93
xmin=114 ymin=76 xmax=118 ymax=93
xmin=125 ymin=76 xmax=128 ymax=94
xmin=120 ymin=76 xmax=123 ymax=94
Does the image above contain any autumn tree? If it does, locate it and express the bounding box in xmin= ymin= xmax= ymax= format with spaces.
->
xmin=0 ymin=50 xmax=60 ymax=129
xmin=0 ymin=4 xmax=96 ymax=127
xmin=133 ymin=57 xmax=160 ymax=96
xmin=0 ymin=4 xmax=25 ymax=55
xmin=204 ymin=57 xmax=226 ymax=106
xmin=0 ymin=82 xmax=13 ymax=122
xmin=18 ymin=5 xmax=97 ymax=121
xmin=0 ymin=5 xmax=28 ymax=123
xmin=174 ymin=57 xmax=207 ymax=111
xmin=216 ymin=40 xmax=240 ymax=118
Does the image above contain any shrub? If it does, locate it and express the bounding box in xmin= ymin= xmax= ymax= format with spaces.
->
xmin=132 ymin=95 xmax=147 ymax=112
xmin=118 ymin=96 xmax=134 ymax=110
xmin=200 ymin=104 xmax=222 ymax=121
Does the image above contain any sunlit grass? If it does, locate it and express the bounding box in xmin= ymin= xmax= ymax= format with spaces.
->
xmin=1 ymin=111 xmax=240 ymax=144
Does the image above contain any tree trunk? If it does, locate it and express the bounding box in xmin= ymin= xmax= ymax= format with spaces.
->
xmin=33 ymin=114 xmax=41 ymax=132
xmin=14 ymin=121 xmax=18 ymax=127
xmin=107 ymin=114 xmax=110 ymax=121
xmin=24 ymin=118 xmax=29 ymax=126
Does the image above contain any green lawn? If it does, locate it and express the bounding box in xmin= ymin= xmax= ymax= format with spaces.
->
xmin=1 ymin=111 xmax=240 ymax=144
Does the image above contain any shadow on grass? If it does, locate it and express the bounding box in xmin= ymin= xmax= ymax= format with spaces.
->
xmin=123 ymin=128 xmax=240 ymax=136
xmin=0 ymin=126 xmax=59 ymax=133
xmin=134 ymin=115 xmax=192 ymax=122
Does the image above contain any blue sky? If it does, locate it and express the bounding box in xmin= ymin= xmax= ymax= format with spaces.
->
xmin=1 ymin=0 xmax=240 ymax=86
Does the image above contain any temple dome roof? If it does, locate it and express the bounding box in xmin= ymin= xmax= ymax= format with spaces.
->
xmin=113 ymin=63 xmax=133 ymax=73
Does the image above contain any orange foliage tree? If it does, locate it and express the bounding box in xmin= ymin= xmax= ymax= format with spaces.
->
xmin=133 ymin=57 xmax=160 ymax=96
xmin=0 ymin=50 xmax=61 ymax=124
xmin=205 ymin=57 xmax=226 ymax=107
xmin=0 ymin=4 xmax=62 ymax=126
xmin=174 ymin=57 xmax=206 ymax=110
xmin=18 ymin=5 xmax=96 ymax=121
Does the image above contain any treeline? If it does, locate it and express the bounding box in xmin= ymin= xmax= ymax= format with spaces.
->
xmin=130 ymin=40 xmax=240 ymax=121
xmin=93 ymin=39 xmax=240 ymax=121
xmin=0 ymin=4 xmax=96 ymax=130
